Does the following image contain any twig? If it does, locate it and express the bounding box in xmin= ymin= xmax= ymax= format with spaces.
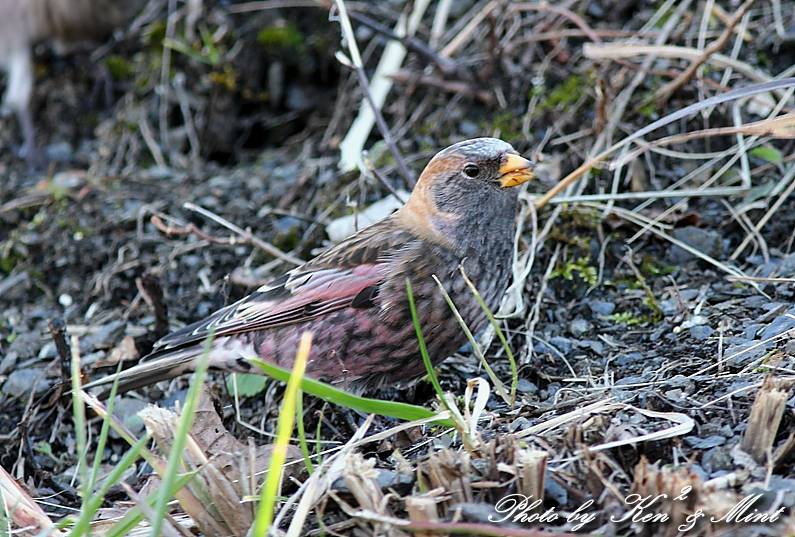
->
xmin=389 ymin=70 xmax=493 ymax=104
xmin=323 ymin=1 xmax=461 ymax=77
xmin=159 ymin=0 xmax=177 ymax=159
xmin=509 ymin=2 xmax=603 ymax=44
xmin=332 ymin=0 xmax=419 ymax=186
xmin=173 ymin=72 xmax=201 ymax=168
xmin=367 ymin=166 xmax=406 ymax=204
xmin=183 ymin=202 xmax=304 ymax=265
xmin=654 ymin=0 xmax=757 ymax=105
xmin=136 ymin=274 xmax=170 ymax=340
xmin=47 ymin=318 xmax=71 ymax=381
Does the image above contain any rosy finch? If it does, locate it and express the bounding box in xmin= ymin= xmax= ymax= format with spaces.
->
xmin=85 ymin=138 xmax=535 ymax=395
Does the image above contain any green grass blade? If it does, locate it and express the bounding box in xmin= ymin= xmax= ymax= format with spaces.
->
xmin=459 ymin=268 xmax=518 ymax=408
xmin=405 ymin=278 xmax=446 ymax=403
xmin=149 ymin=332 xmax=213 ymax=537
xmin=68 ymin=435 xmax=150 ymax=536
xmin=253 ymin=331 xmax=311 ymax=534
xmin=295 ymin=392 xmax=313 ymax=475
xmin=431 ymin=274 xmax=511 ymax=406
xmin=249 ymin=361 xmax=454 ymax=427
xmin=103 ymin=473 xmax=196 ymax=537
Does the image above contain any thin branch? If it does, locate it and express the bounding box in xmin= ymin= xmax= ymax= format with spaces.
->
xmin=654 ymin=0 xmax=757 ymax=105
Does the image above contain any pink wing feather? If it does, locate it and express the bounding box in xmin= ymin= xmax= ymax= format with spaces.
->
xmin=153 ymin=263 xmax=390 ymax=352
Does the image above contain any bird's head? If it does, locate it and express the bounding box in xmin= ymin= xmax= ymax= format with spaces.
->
xmin=398 ymin=138 xmax=535 ymax=240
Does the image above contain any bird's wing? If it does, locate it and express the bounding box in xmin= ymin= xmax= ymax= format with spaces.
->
xmin=153 ymin=263 xmax=391 ymax=352
xmin=153 ymin=221 xmax=413 ymax=353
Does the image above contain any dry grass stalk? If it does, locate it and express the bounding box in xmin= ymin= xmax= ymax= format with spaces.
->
xmin=139 ymin=386 xmax=302 ymax=536
xmin=740 ymin=374 xmax=795 ymax=464
xmin=516 ymin=449 xmax=547 ymax=502
xmin=404 ymin=489 xmax=444 ymax=537
xmin=0 ymin=465 xmax=65 ymax=537
xmin=630 ymin=456 xmax=704 ymax=537
xmin=418 ymin=448 xmax=473 ymax=508
xmin=342 ymin=453 xmax=385 ymax=514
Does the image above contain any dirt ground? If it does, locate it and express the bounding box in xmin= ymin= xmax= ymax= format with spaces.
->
xmin=2 ymin=1 xmax=795 ymax=535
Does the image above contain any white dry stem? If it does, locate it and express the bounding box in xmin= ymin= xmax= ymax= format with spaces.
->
xmin=337 ymin=0 xmax=430 ymax=172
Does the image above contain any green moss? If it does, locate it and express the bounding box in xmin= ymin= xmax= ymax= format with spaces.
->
xmin=489 ymin=110 xmax=523 ymax=140
xmin=272 ymin=227 xmax=301 ymax=252
xmin=607 ymin=312 xmax=655 ymax=326
xmin=144 ymin=20 xmax=167 ymax=47
xmin=639 ymin=256 xmax=675 ymax=277
xmin=104 ymin=55 xmax=135 ymax=79
xmin=542 ymin=75 xmax=587 ymax=111
xmin=550 ymin=255 xmax=597 ymax=286
xmin=209 ymin=64 xmax=237 ymax=91
xmin=257 ymin=23 xmax=304 ymax=53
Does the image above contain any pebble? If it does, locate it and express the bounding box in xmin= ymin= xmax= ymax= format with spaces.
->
xmin=725 ymin=341 xmax=767 ymax=366
xmin=331 ymin=469 xmax=412 ymax=494
xmin=578 ymin=339 xmax=604 ymax=355
xmin=742 ymin=323 xmax=764 ymax=340
xmin=44 ymin=141 xmax=74 ymax=162
xmin=0 ymin=352 xmax=18 ymax=375
xmin=689 ymin=325 xmax=713 ymax=341
xmin=6 ymin=331 xmax=42 ymax=360
xmin=568 ymin=318 xmax=591 ymax=337
xmin=665 ymin=375 xmax=692 ymax=389
xmin=684 ymin=435 xmax=726 ymax=449
xmin=759 ymin=307 xmax=795 ymax=341
xmin=83 ymin=320 xmax=127 ymax=350
xmin=516 ymin=378 xmax=538 ymax=395
xmin=590 ymin=300 xmax=616 ymax=316
xmin=664 ymin=389 xmax=684 ymax=400
xmin=657 ymin=299 xmax=677 ymax=316
xmin=3 ymin=369 xmax=52 ymax=397
xmin=110 ymin=397 xmax=150 ymax=437
xmin=669 ymin=227 xmax=723 ymax=262
xmin=509 ymin=417 xmax=530 ymax=432
xmin=548 ymin=336 xmax=572 ymax=354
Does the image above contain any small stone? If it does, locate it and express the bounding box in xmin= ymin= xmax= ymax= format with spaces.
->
xmin=669 ymin=227 xmax=723 ymax=263
xmin=7 ymin=331 xmax=42 ymax=360
xmin=665 ymin=375 xmax=691 ymax=388
xmin=665 ymin=389 xmax=684 ymax=400
xmin=509 ymin=417 xmax=530 ymax=432
xmin=110 ymin=397 xmax=149 ymax=437
xmin=569 ymin=319 xmax=591 ymax=337
xmin=590 ymin=300 xmax=616 ymax=315
xmin=0 ymin=351 xmax=18 ymax=375
xmin=330 ymin=469 xmax=412 ymax=493
xmin=759 ymin=307 xmax=795 ymax=341
xmin=548 ymin=336 xmax=572 ymax=354
xmin=516 ymin=378 xmax=538 ymax=395
xmin=689 ymin=325 xmax=713 ymax=341
xmin=657 ymin=299 xmax=677 ymax=316
xmin=726 ymin=341 xmax=767 ymax=366
xmin=45 ymin=142 xmax=74 ymax=162
xmin=685 ymin=435 xmax=726 ymax=449
xmin=3 ymin=369 xmax=52 ymax=397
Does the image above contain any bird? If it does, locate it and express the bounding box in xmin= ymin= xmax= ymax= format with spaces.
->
xmin=84 ymin=138 xmax=535 ymax=395
xmin=0 ymin=0 xmax=145 ymax=165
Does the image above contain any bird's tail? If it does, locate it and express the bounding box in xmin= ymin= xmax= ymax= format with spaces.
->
xmin=82 ymin=349 xmax=201 ymax=399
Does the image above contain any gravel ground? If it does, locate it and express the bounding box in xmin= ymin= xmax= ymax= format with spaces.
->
xmin=2 ymin=1 xmax=795 ymax=535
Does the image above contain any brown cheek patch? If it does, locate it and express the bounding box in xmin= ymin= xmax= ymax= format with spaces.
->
xmin=419 ymin=154 xmax=465 ymax=185
xmin=395 ymin=154 xmax=462 ymax=247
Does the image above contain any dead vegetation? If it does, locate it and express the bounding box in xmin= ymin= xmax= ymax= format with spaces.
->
xmin=2 ymin=0 xmax=795 ymax=535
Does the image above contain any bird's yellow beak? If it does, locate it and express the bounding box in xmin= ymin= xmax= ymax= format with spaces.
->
xmin=498 ymin=153 xmax=535 ymax=188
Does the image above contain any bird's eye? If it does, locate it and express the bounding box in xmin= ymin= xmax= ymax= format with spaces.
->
xmin=463 ymin=164 xmax=480 ymax=177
